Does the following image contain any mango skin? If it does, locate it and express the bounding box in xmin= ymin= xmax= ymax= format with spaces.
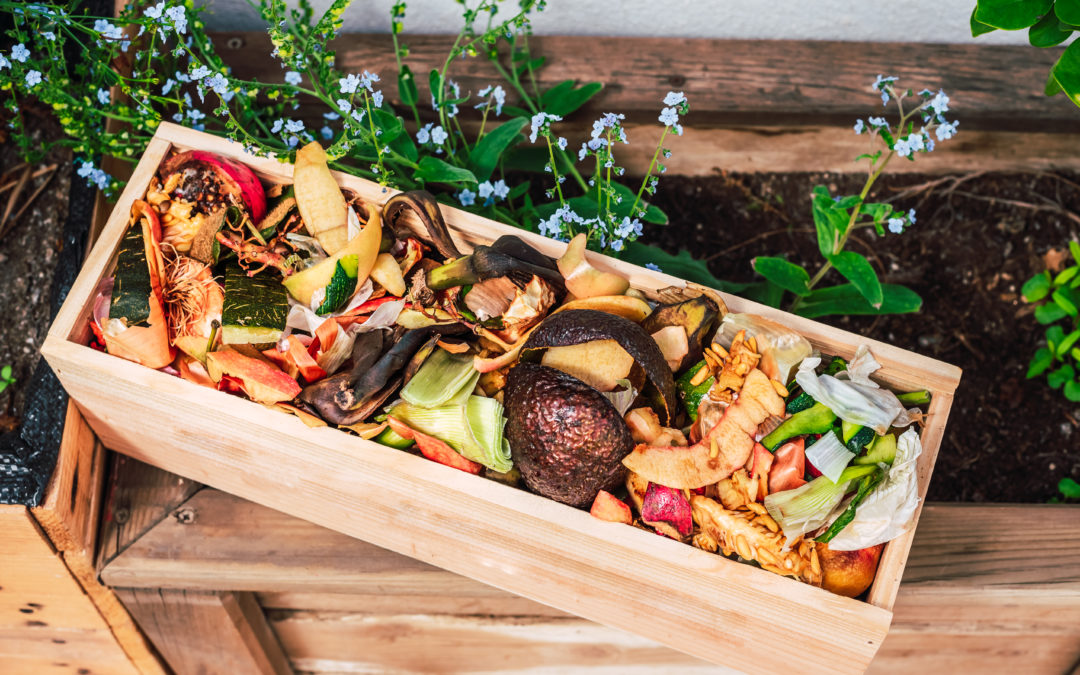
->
xmin=818 ymin=543 xmax=885 ymax=598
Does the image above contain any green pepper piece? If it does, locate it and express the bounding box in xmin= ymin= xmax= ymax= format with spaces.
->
xmin=897 ymin=389 xmax=931 ymax=406
xmin=822 ymin=356 xmax=848 ymax=376
xmin=816 ymin=469 xmax=886 ymax=544
xmin=762 ymin=402 xmax=837 ymax=451
xmin=785 ymin=391 xmax=815 ymax=415
xmin=676 ymin=360 xmax=714 ymax=422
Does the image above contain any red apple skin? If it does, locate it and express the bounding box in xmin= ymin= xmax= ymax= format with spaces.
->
xmin=205 ymin=350 xmax=302 ymax=403
xmin=386 ymin=417 xmax=483 ymax=475
xmin=818 ymin=543 xmax=885 ymax=598
xmin=590 ymin=490 xmax=633 ymax=524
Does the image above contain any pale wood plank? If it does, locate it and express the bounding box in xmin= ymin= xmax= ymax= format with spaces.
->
xmin=0 ymin=506 xmax=139 ymax=675
xmin=116 ymin=589 xmax=293 ymax=675
xmin=30 ymin=406 xmax=168 ymax=675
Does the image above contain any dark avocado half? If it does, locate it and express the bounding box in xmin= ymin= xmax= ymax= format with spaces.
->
xmin=505 ymin=362 xmax=634 ymax=508
xmin=519 ymin=309 xmax=679 ymax=425
xmin=640 ymin=296 xmax=721 ymax=374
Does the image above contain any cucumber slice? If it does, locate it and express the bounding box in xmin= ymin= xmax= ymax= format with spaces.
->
xmin=846 ymin=426 xmax=876 ymax=453
xmin=854 ymin=433 xmax=898 ymax=465
xmin=841 ymin=420 xmax=861 ymax=444
xmin=374 ymin=426 xmax=415 ymax=449
xmin=222 ymin=264 xmax=288 ymax=345
xmin=314 ymin=254 xmax=359 ymax=315
xmin=785 ymin=391 xmax=815 ymax=415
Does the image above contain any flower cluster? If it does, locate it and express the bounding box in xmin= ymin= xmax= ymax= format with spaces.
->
xmin=855 ymin=77 xmax=958 ymax=161
xmin=526 ymin=92 xmax=688 ymax=253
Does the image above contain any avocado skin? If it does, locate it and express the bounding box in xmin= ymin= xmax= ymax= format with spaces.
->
xmin=505 ymin=362 xmax=634 ymax=508
xmin=520 ymin=309 xmax=678 ymax=425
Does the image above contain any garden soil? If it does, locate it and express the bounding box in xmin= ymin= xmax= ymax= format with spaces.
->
xmin=1 ymin=126 xmax=1075 ymax=502
xmin=648 ymin=170 xmax=1080 ymax=503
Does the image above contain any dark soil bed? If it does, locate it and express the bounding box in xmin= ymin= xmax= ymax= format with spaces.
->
xmin=646 ymin=170 xmax=1080 ymax=503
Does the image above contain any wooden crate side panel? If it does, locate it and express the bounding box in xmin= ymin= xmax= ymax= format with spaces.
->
xmin=116 ymin=589 xmax=292 ymax=675
xmin=45 ymin=339 xmax=890 ymax=675
xmin=0 ymin=506 xmax=139 ymax=675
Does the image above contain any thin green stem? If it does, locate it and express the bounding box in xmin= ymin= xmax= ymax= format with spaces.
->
xmin=629 ymin=125 xmax=670 ymax=221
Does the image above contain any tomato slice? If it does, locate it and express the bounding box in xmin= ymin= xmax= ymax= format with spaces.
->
xmin=769 ymin=437 xmax=808 ymax=493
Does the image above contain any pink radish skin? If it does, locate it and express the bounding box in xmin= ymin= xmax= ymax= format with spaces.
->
xmin=159 ymin=150 xmax=267 ymax=223
xmin=641 ymin=483 xmax=693 ymax=539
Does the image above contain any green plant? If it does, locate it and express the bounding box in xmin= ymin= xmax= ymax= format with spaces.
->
xmin=746 ymin=77 xmax=956 ymax=318
xmin=1022 ymin=241 xmax=1080 ymax=401
xmin=970 ymin=0 xmax=1080 ymax=108
xmin=0 ymin=0 xmax=676 ymax=255
xmin=1050 ymin=476 xmax=1080 ymax=502
xmin=0 ymin=364 xmax=14 ymax=395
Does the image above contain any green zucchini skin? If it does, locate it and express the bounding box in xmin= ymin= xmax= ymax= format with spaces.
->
xmin=110 ymin=224 xmax=152 ymax=326
xmin=222 ymin=264 xmax=288 ymax=333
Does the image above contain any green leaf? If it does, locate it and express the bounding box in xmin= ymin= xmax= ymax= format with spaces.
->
xmin=974 ymin=0 xmax=1053 ymax=29
xmin=1060 ymin=330 xmax=1080 ymax=358
xmin=372 ymin=109 xmax=404 ymax=142
xmin=467 ymin=117 xmax=528 ymax=182
xmin=1047 ymin=362 xmax=1075 ymax=388
xmin=810 ymin=187 xmax=847 ymax=257
xmin=1071 ymin=240 xmax=1080 ymax=265
xmin=753 ymin=257 xmax=811 ymax=296
xmin=413 ymin=156 xmax=477 ymax=186
xmin=794 ymin=284 xmax=922 ymax=319
xmin=539 ymin=80 xmax=603 ymax=117
xmin=506 ymin=180 xmax=530 ymax=201
xmin=1047 ymin=69 xmax=1064 ymax=96
xmin=971 ymin=5 xmax=1000 ymax=34
xmin=1036 ymin=302 xmax=1068 ymax=324
xmin=1072 ymin=346 xmax=1080 ymax=361
xmin=1030 ymin=11 xmax=1074 ymax=45
xmin=1023 ymin=271 xmax=1052 ymax=301
xmin=388 ymin=128 xmax=418 ymax=162
xmin=0 ymin=364 xmax=11 ymax=381
xmin=1052 ymin=286 xmax=1080 ymax=316
xmin=1049 ymin=40 xmax=1080 ymax=106
xmin=1059 ymin=477 xmax=1080 ymax=498
xmin=1028 ymin=346 xmax=1055 ymax=378
xmin=398 ymin=64 xmax=418 ymax=106
xmin=1048 ymin=324 xmax=1066 ymax=352
xmin=429 ymin=69 xmax=444 ymax=107
xmin=829 ymin=251 xmax=883 ymax=308
xmin=1057 ymin=0 xmax=1080 ymax=24
xmin=1053 ymin=266 xmax=1079 ymax=286
xmin=621 ymin=242 xmax=777 ymax=304
xmin=1065 ymin=379 xmax=1080 ymax=401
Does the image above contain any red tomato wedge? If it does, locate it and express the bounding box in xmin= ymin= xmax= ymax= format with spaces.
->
xmin=769 ymin=437 xmax=808 ymax=494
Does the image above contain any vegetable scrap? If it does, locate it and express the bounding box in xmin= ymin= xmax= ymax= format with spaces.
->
xmin=90 ymin=141 xmax=934 ymax=600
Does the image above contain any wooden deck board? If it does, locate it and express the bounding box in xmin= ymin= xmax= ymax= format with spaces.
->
xmin=101 ymin=483 xmax=1080 ymax=673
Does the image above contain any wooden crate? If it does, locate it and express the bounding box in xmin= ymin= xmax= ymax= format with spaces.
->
xmin=41 ymin=122 xmax=962 ymax=674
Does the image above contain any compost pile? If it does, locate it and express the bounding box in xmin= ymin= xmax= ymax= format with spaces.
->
xmin=87 ymin=142 xmax=939 ymax=599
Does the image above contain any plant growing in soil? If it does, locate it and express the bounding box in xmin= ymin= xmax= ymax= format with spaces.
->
xmin=747 ymin=77 xmax=958 ymax=319
xmin=1022 ymin=240 xmax=1080 ymax=402
xmin=970 ymin=0 xmax=1080 ymax=108
xmin=0 ymin=364 xmax=14 ymax=395
xmin=0 ymin=0 xmax=675 ymax=255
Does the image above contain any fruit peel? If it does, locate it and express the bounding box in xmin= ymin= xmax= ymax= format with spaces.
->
xmin=205 ymin=349 xmax=302 ymax=403
xmin=589 ymin=490 xmax=633 ymax=524
xmin=641 ymin=483 xmax=692 ymax=539
xmin=557 ymin=233 xmax=630 ymax=298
